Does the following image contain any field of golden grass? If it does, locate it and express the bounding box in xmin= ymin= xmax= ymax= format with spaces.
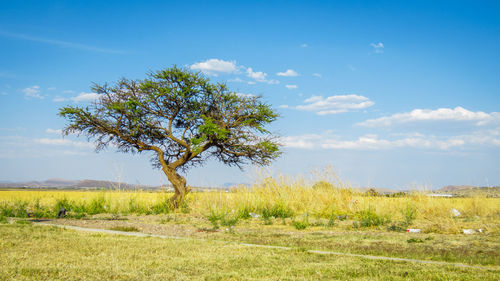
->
xmin=1 ymin=175 xmax=499 ymax=234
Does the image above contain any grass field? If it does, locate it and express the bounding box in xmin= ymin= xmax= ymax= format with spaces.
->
xmin=1 ymin=224 xmax=498 ymax=280
xmin=1 ymin=178 xmax=499 ymax=280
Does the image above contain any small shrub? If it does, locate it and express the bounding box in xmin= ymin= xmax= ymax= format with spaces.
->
xmin=0 ymin=203 xmax=15 ymax=217
xmin=53 ymin=198 xmax=73 ymax=215
xmin=237 ymin=206 xmax=253 ymax=219
xmin=293 ymin=213 xmax=309 ymax=230
xmin=356 ymin=209 xmax=389 ymax=228
xmin=88 ymin=194 xmax=108 ymax=215
xmin=206 ymin=209 xmax=224 ymax=229
xmin=0 ymin=215 xmax=7 ymax=224
xmin=401 ymin=203 xmax=416 ymax=227
xmin=152 ymin=200 xmax=172 ymax=214
xmin=260 ymin=203 xmax=294 ymax=219
xmin=293 ymin=221 xmax=308 ymax=230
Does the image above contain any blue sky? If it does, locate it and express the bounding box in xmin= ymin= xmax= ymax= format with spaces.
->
xmin=1 ymin=0 xmax=499 ymax=188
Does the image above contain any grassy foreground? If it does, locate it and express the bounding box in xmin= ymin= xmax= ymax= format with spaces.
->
xmin=1 ymin=224 xmax=498 ymax=281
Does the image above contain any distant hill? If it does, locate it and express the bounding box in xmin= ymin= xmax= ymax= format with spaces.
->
xmin=439 ymin=185 xmax=500 ymax=197
xmin=0 ymin=178 xmax=160 ymax=190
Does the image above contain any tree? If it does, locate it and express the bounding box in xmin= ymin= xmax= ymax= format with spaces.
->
xmin=59 ymin=66 xmax=281 ymax=207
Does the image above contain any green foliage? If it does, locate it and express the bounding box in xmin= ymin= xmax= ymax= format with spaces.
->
xmin=260 ymin=203 xmax=294 ymax=219
xmin=0 ymin=215 xmax=7 ymax=224
xmin=407 ymin=238 xmax=424 ymax=243
xmin=206 ymin=208 xmax=239 ymax=229
xmin=293 ymin=213 xmax=309 ymax=230
xmin=151 ymin=200 xmax=172 ymax=214
xmin=87 ymin=194 xmax=108 ymax=215
xmin=401 ymin=203 xmax=417 ymax=226
xmin=355 ymin=209 xmax=390 ymax=228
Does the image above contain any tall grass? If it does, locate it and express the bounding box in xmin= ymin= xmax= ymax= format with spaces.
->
xmin=0 ymin=173 xmax=498 ymax=233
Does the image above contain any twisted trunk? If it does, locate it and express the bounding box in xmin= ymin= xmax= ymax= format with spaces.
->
xmin=162 ymin=166 xmax=189 ymax=208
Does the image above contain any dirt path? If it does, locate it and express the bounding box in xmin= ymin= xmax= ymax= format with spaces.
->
xmin=35 ymin=222 xmax=500 ymax=271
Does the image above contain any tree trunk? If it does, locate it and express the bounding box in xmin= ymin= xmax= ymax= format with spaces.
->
xmin=162 ymin=166 xmax=189 ymax=208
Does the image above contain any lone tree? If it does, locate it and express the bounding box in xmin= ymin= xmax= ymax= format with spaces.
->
xmin=59 ymin=66 xmax=281 ymax=207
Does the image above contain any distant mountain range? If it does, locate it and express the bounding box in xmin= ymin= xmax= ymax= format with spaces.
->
xmin=0 ymin=179 xmax=497 ymax=194
xmin=0 ymin=178 xmax=159 ymax=190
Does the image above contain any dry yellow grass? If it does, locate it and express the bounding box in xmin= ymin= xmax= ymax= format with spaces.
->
xmin=1 ymin=173 xmax=499 ymax=234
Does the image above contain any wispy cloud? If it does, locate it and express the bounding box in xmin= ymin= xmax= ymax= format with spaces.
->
xmin=283 ymin=129 xmax=500 ymax=150
xmin=0 ymin=30 xmax=125 ymax=54
xmin=370 ymin=42 xmax=384 ymax=53
xmin=289 ymin=94 xmax=374 ymax=115
xmin=285 ymin=85 xmax=298 ymax=90
xmin=312 ymin=73 xmax=322 ymax=78
xmin=277 ymin=69 xmax=299 ymax=77
xmin=70 ymin=92 xmax=100 ymax=103
xmin=45 ymin=128 xmax=62 ymax=135
xmin=300 ymin=43 xmax=308 ymax=48
xmin=35 ymin=138 xmax=93 ymax=149
xmin=358 ymin=107 xmax=500 ymax=127
xmin=22 ymin=85 xmax=43 ymax=99
xmin=190 ymin=59 xmax=238 ymax=76
xmin=246 ymin=68 xmax=279 ymax=84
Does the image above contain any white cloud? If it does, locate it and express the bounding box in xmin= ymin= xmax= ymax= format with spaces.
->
xmin=246 ymin=67 xmax=268 ymax=81
xmin=358 ymin=107 xmax=500 ymax=127
xmin=313 ymin=73 xmax=322 ymax=78
xmin=70 ymin=92 xmax=100 ymax=103
xmin=283 ymin=129 xmax=500 ymax=151
xmin=277 ymin=69 xmax=299 ymax=77
xmin=22 ymin=85 xmax=43 ymax=99
xmin=245 ymin=67 xmax=279 ymax=84
xmin=45 ymin=128 xmax=62 ymax=134
xmin=285 ymin=85 xmax=298 ymax=90
xmin=190 ymin=59 xmax=238 ymax=76
xmin=294 ymin=94 xmax=374 ymax=115
xmin=35 ymin=138 xmax=93 ymax=149
xmin=371 ymin=42 xmax=384 ymax=53
xmin=282 ymin=134 xmax=322 ymax=149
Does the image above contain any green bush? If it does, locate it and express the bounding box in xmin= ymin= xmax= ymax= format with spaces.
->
xmin=88 ymin=194 xmax=108 ymax=215
xmin=401 ymin=203 xmax=416 ymax=226
xmin=260 ymin=203 xmax=294 ymax=219
xmin=152 ymin=200 xmax=171 ymax=214
xmin=356 ymin=209 xmax=389 ymax=228
xmin=293 ymin=213 xmax=309 ymax=230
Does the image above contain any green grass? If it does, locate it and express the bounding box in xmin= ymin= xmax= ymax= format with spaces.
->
xmin=1 ymin=224 xmax=498 ymax=280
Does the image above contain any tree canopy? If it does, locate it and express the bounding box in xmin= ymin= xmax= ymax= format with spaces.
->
xmin=59 ymin=66 xmax=281 ymax=206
